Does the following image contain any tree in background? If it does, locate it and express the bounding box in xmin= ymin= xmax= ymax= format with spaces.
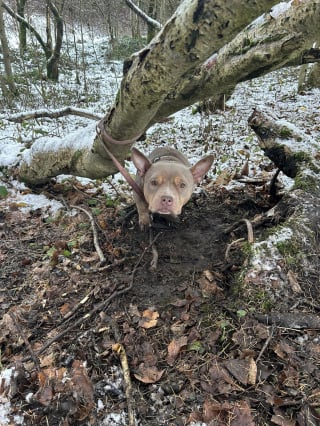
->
xmin=0 ymin=0 xmax=16 ymax=96
xmin=16 ymin=0 xmax=27 ymax=54
xmin=2 ymin=0 xmax=64 ymax=80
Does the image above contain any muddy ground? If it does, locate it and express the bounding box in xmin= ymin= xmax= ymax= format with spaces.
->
xmin=1 ymin=177 xmax=320 ymax=425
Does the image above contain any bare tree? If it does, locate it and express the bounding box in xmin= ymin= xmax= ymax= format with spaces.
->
xmin=2 ymin=0 xmax=64 ymax=81
xmin=16 ymin=0 xmax=27 ymax=54
xmin=125 ymin=0 xmax=161 ymax=42
xmin=0 ymin=0 xmax=16 ymax=95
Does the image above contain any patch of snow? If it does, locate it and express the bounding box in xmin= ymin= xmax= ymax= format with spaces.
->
xmin=101 ymin=412 xmax=128 ymax=425
xmin=0 ymin=399 xmax=10 ymax=425
xmin=0 ymin=368 xmax=24 ymax=425
xmin=21 ymin=122 xmax=97 ymax=166
xmin=0 ymin=141 xmax=24 ymax=167
xmin=270 ymin=1 xmax=292 ymax=19
xmin=251 ymin=227 xmax=293 ymax=272
xmin=189 ymin=423 xmax=208 ymax=426
xmin=3 ymin=186 xmax=64 ymax=215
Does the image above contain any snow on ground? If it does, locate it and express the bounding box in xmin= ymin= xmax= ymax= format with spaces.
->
xmin=1 ymin=63 xmax=319 ymax=216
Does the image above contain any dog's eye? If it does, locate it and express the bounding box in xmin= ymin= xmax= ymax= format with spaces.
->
xmin=150 ymin=179 xmax=158 ymax=186
xmin=179 ymin=182 xmax=186 ymax=189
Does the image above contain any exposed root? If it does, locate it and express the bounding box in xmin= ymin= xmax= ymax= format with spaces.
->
xmin=71 ymin=204 xmax=107 ymax=265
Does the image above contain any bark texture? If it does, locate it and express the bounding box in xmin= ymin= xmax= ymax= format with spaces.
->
xmin=155 ymin=0 xmax=320 ymax=119
xmin=244 ymin=109 xmax=320 ymax=299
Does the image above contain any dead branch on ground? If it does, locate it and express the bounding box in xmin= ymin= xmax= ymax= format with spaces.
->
xmin=71 ymin=204 xmax=106 ymax=265
xmin=5 ymin=107 xmax=101 ymax=123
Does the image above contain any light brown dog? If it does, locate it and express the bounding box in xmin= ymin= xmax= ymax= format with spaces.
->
xmin=131 ymin=147 xmax=214 ymax=230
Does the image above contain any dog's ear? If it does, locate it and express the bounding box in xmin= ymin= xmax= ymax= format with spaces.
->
xmin=190 ymin=155 xmax=214 ymax=184
xmin=131 ymin=148 xmax=152 ymax=177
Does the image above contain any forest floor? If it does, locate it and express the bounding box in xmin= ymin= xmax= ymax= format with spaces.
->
xmin=1 ymin=170 xmax=320 ymax=425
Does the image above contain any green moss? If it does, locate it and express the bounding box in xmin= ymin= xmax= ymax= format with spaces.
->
xmin=70 ymin=150 xmax=83 ymax=168
xmin=106 ymin=36 xmax=147 ymax=60
xmin=293 ymin=171 xmax=318 ymax=192
xmin=230 ymin=266 xmax=274 ymax=312
xmin=279 ymin=126 xmax=293 ymax=138
xmin=276 ymin=239 xmax=299 ymax=265
xmin=293 ymin=151 xmax=312 ymax=163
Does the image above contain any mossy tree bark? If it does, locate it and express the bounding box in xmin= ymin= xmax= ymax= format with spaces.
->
xmin=243 ymin=109 xmax=320 ymax=299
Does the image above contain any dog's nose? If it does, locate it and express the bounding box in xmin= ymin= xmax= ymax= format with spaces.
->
xmin=161 ymin=195 xmax=173 ymax=206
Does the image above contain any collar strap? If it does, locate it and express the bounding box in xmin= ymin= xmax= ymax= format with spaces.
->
xmin=152 ymin=154 xmax=179 ymax=164
xmin=96 ymin=120 xmax=146 ymax=202
xmin=96 ymin=118 xmax=142 ymax=145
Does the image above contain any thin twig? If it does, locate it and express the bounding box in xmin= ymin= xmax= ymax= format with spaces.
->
xmin=225 ymin=238 xmax=245 ymax=262
xmin=71 ymin=204 xmax=106 ymax=265
xmin=111 ymin=320 xmax=136 ymax=426
xmin=149 ymin=228 xmax=161 ymax=271
xmin=6 ymin=106 xmax=101 ymax=123
xmin=10 ymin=312 xmax=41 ymax=371
xmin=82 ymin=257 xmax=126 ymax=273
xmin=256 ymin=324 xmax=275 ymax=363
xmin=241 ymin=218 xmax=254 ymax=243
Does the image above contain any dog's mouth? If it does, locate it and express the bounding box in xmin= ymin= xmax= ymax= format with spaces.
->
xmin=157 ymin=209 xmax=172 ymax=214
xmin=153 ymin=207 xmax=181 ymax=215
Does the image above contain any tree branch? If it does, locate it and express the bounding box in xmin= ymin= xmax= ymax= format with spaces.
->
xmin=154 ymin=0 xmax=320 ymax=120
xmin=18 ymin=0 xmax=282 ymax=184
xmin=248 ymin=109 xmax=320 ymax=178
xmin=5 ymin=107 xmax=101 ymax=123
xmin=124 ymin=0 xmax=161 ymax=29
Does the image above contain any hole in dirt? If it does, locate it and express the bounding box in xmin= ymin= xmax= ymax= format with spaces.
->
xmin=116 ymin=188 xmax=273 ymax=306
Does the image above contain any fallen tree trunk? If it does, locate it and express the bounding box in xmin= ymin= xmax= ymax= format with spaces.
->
xmin=18 ymin=0 xmax=280 ymax=184
xmin=243 ymin=109 xmax=320 ymax=300
xmin=154 ymin=0 xmax=320 ymax=119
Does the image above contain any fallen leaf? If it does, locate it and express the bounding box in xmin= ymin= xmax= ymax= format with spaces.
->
xmin=271 ymin=408 xmax=296 ymax=426
xmin=201 ymin=360 xmax=239 ymax=394
xmin=170 ymin=298 xmax=189 ymax=307
xmin=240 ymin=160 xmax=249 ymax=176
xmin=203 ymin=400 xmax=255 ymax=425
xmin=197 ymin=275 xmax=223 ymax=297
xmin=273 ymin=341 xmax=295 ymax=360
xmin=170 ymin=320 xmax=187 ymax=336
xmin=224 ymin=357 xmax=257 ymax=386
xmin=39 ymin=353 xmax=56 ymax=368
xmin=128 ymin=304 xmax=141 ymax=318
xmin=134 ymin=365 xmax=164 ymax=384
xmin=247 ymin=357 xmax=257 ymax=385
xmin=139 ymin=309 xmax=159 ymax=329
xmin=70 ymin=360 xmax=95 ymax=420
xmin=35 ymin=380 xmax=53 ymax=406
xmin=166 ymin=336 xmax=188 ymax=366
xmin=215 ymin=170 xmax=236 ymax=186
xmin=59 ymin=302 xmax=72 ymax=316
xmin=287 ymin=270 xmax=302 ymax=293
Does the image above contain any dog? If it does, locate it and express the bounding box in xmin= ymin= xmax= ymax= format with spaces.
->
xmin=131 ymin=147 xmax=214 ymax=230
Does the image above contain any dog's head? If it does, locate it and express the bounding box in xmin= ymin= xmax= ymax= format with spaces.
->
xmin=131 ymin=148 xmax=214 ymax=216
